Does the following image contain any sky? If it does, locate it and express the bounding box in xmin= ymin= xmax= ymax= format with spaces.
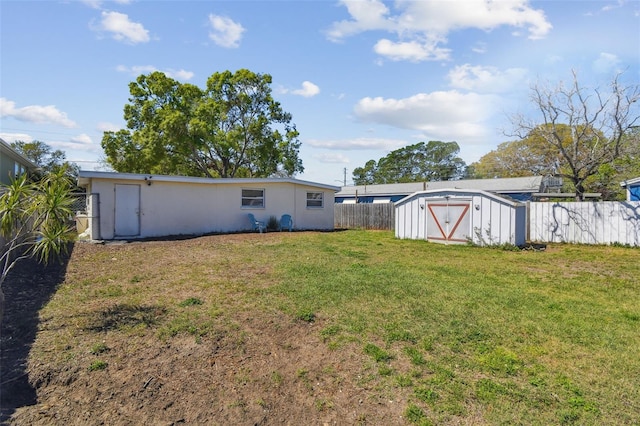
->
xmin=1 ymin=0 xmax=639 ymax=186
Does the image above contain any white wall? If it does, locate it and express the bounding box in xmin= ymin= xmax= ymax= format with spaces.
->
xmin=85 ymin=177 xmax=335 ymax=240
xmin=529 ymin=201 xmax=640 ymax=246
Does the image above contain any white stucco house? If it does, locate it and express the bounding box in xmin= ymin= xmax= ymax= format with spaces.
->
xmin=77 ymin=171 xmax=340 ymax=240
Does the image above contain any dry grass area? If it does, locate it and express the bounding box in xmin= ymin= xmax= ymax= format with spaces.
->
xmin=1 ymin=231 xmax=639 ymax=425
xmin=2 ymin=233 xmax=411 ymax=425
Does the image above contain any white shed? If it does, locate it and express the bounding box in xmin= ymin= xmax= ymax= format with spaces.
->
xmin=77 ymin=171 xmax=340 ymax=240
xmin=395 ymin=189 xmax=527 ymax=246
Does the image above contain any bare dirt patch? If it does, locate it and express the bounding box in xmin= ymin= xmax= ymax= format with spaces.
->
xmin=2 ymin=234 xmax=410 ymax=425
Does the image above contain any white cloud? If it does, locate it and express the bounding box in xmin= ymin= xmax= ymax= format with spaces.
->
xmin=96 ymin=11 xmax=150 ymax=44
xmin=292 ymin=81 xmax=320 ymax=97
xmin=447 ymin=64 xmax=528 ymax=93
xmin=374 ymin=38 xmax=450 ymax=62
xmin=353 ymin=91 xmax=497 ymax=142
xmin=116 ymin=64 xmax=155 ymax=74
xmin=471 ymin=42 xmax=488 ymax=54
xmin=592 ymin=52 xmax=621 ymax=74
xmin=81 ymin=0 xmax=103 ymax=9
xmin=51 ymin=141 xmax=100 ymax=153
xmin=208 ymin=14 xmax=245 ymax=48
xmin=601 ymin=0 xmax=625 ymax=12
xmin=306 ymin=137 xmax=408 ymax=151
xmin=82 ymin=0 xmax=131 ymax=8
xmin=0 ymin=132 xmax=33 ymax=143
xmin=312 ymin=152 xmax=350 ymax=164
xmin=169 ymin=69 xmax=195 ymax=81
xmin=328 ymin=0 xmax=552 ymax=62
xmin=70 ymin=133 xmax=93 ymax=145
xmin=97 ymin=122 xmax=122 ymax=132
xmin=0 ymin=98 xmax=77 ymax=128
xmin=116 ymin=65 xmax=194 ymax=80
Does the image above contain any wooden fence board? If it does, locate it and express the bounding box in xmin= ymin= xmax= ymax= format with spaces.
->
xmin=334 ymin=203 xmax=395 ymax=230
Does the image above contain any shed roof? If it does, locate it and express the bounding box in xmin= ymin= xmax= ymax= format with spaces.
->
xmin=336 ymin=176 xmax=543 ymax=197
xmin=394 ymin=188 xmax=524 ymax=208
xmin=77 ymin=170 xmax=341 ymax=192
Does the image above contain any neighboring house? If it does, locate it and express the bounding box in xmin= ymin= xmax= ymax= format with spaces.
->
xmin=336 ymin=176 xmax=545 ymax=204
xmin=0 ymin=138 xmax=39 ymax=185
xmin=620 ymin=177 xmax=640 ymax=201
xmin=77 ymin=171 xmax=340 ymax=240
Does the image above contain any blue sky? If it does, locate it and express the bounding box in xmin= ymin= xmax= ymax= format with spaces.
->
xmin=1 ymin=0 xmax=638 ymax=186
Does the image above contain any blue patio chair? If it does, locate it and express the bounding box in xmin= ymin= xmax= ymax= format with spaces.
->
xmin=247 ymin=213 xmax=265 ymax=233
xmin=279 ymin=214 xmax=293 ymax=232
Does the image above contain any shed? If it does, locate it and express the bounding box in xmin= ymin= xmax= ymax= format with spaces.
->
xmin=77 ymin=171 xmax=340 ymax=240
xmin=621 ymin=177 xmax=640 ymax=201
xmin=395 ymin=189 xmax=527 ymax=246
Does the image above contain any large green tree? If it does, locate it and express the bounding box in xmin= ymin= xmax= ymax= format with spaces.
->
xmin=510 ymin=70 xmax=640 ymax=201
xmin=102 ymin=70 xmax=303 ymax=178
xmin=352 ymin=141 xmax=466 ymax=185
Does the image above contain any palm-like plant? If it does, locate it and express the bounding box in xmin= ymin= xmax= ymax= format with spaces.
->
xmin=0 ymin=168 xmax=75 ymax=318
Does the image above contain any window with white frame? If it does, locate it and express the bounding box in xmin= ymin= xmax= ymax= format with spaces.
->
xmin=306 ymin=191 xmax=324 ymax=208
xmin=241 ymin=188 xmax=265 ymax=208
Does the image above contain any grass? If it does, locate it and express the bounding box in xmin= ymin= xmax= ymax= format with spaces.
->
xmin=33 ymin=230 xmax=639 ymax=425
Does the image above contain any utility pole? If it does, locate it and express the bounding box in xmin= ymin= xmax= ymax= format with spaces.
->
xmin=343 ymin=167 xmax=347 ymax=186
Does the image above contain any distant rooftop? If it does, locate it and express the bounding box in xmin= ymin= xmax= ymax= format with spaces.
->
xmin=336 ymin=176 xmax=544 ymax=197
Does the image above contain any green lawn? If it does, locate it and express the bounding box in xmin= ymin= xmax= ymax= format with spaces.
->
xmin=261 ymin=231 xmax=640 ymax=424
xmin=36 ymin=230 xmax=640 ymax=425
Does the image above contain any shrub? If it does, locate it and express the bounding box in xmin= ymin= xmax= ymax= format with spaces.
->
xmin=267 ymin=215 xmax=279 ymax=231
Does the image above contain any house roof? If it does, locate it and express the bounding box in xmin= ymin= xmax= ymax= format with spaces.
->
xmin=336 ymin=176 xmax=543 ymax=197
xmin=620 ymin=177 xmax=640 ymax=187
xmin=77 ymin=170 xmax=341 ymax=192
xmin=0 ymin=138 xmax=39 ymax=170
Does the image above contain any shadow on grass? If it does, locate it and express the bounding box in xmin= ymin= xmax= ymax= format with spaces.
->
xmin=0 ymin=244 xmax=74 ymax=423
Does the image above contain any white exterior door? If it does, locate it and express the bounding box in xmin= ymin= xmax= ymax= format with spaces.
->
xmin=426 ymin=200 xmax=471 ymax=243
xmin=114 ymin=184 xmax=140 ymax=237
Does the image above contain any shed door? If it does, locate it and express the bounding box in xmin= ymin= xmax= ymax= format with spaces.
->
xmin=426 ymin=201 xmax=471 ymax=243
xmin=114 ymin=184 xmax=140 ymax=237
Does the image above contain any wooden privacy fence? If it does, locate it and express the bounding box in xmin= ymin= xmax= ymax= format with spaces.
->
xmin=334 ymin=203 xmax=395 ymax=230
xmin=529 ymin=201 xmax=640 ymax=246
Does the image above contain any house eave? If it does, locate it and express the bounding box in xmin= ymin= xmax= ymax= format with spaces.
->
xmin=620 ymin=177 xmax=640 ymax=188
xmin=0 ymin=138 xmax=40 ymax=170
xmin=77 ymin=170 xmax=341 ymax=192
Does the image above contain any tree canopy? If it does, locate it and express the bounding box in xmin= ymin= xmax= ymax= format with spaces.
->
xmin=352 ymin=141 xmax=467 ymax=185
xmin=509 ymin=70 xmax=640 ymax=200
xmin=469 ymin=131 xmax=561 ymax=179
xmin=471 ymin=124 xmax=640 ymax=200
xmin=102 ymin=70 xmax=304 ymax=178
xmin=11 ymin=140 xmax=79 ymax=177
